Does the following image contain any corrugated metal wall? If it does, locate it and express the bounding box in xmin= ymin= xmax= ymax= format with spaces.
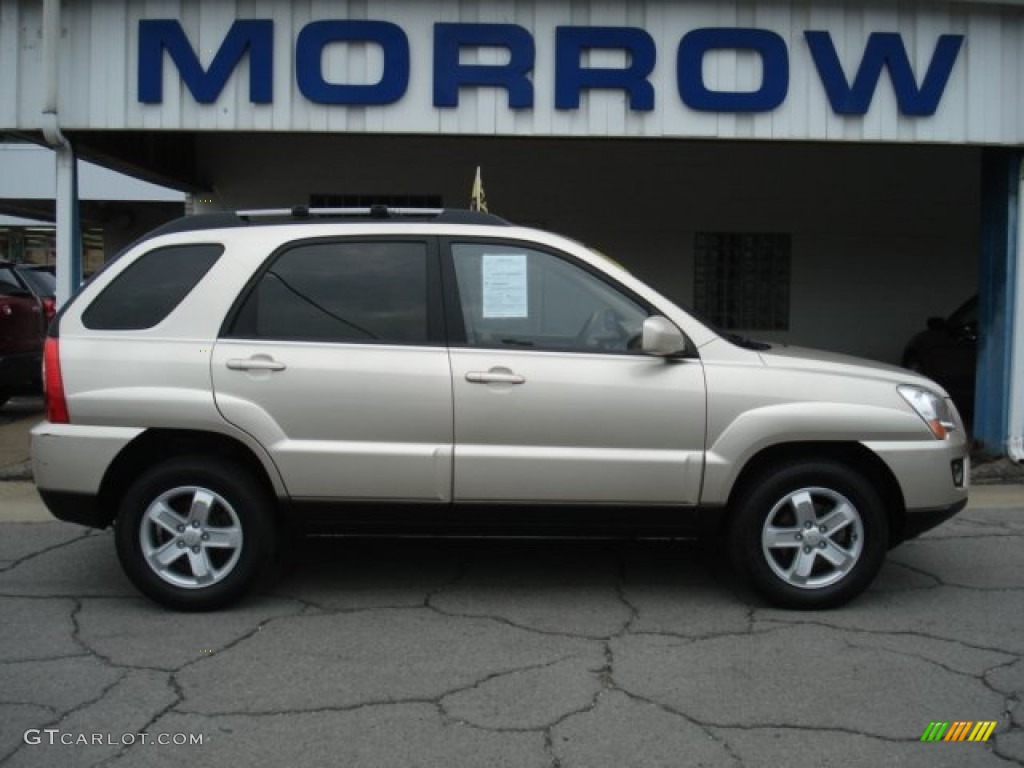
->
xmin=2 ymin=0 xmax=1023 ymax=144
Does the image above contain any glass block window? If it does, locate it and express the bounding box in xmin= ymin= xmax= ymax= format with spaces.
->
xmin=310 ymin=194 xmax=442 ymax=208
xmin=694 ymin=232 xmax=791 ymax=331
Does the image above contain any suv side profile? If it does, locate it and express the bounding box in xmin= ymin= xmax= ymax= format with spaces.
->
xmin=32 ymin=208 xmax=968 ymax=611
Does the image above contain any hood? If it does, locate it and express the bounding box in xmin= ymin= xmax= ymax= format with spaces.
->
xmin=757 ymin=344 xmax=949 ymax=395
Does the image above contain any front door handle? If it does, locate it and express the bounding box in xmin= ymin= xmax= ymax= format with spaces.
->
xmin=465 ymin=370 xmax=525 ymax=385
xmin=227 ymin=357 xmax=286 ymax=372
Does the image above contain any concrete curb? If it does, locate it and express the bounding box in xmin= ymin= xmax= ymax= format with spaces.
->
xmin=0 ymin=459 xmax=32 ymax=482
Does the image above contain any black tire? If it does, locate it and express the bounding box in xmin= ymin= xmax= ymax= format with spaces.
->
xmin=115 ymin=457 xmax=277 ymax=611
xmin=730 ymin=460 xmax=888 ymax=609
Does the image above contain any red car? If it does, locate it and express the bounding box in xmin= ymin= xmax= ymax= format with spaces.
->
xmin=0 ymin=260 xmax=45 ymax=407
xmin=14 ymin=264 xmax=57 ymax=324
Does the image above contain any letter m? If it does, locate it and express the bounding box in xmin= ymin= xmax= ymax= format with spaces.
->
xmin=138 ymin=19 xmax=273 ymax=104
xmin=805 ymin=31 xmax=963 ymax=116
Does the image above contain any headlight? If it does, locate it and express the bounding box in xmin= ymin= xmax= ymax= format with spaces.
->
xmin=898 ymin=385 xmax=956 ymax=439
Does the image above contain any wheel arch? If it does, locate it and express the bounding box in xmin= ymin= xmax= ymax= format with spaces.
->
xmin=721 ymin=441 xmax=907 ymax=546
xmin=96 ymin=428 xmax=285 ymax=529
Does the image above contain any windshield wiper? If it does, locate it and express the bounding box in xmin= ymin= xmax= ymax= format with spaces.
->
xmin=725 ymin=332 xmax=772 ymax=351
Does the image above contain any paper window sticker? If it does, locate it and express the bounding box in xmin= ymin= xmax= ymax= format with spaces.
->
xmin=482 ymin=253 xmax=529 ymax=318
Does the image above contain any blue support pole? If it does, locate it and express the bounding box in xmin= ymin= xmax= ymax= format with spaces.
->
xmin=975 ymin=149 xmax=1022 ymax=452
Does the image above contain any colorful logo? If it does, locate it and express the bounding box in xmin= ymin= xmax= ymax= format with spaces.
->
xmin=921 ymin=721 xmax=997 ymax=742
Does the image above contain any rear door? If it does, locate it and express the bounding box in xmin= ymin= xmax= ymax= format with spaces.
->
xmin=212 ymin=237 xmax=453 ymax=502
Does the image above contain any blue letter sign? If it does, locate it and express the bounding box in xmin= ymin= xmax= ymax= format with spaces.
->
xmin=136 ymin=17 xmax=964 ymax=120
xmin=805 ymin=31 xmax=964 ymax=116
xmin=138 ymin=19 xmax=273 ymax=104
xmin=296 ymin=21 xmax=409 ymax=105
xmin=555 ymin=27 xmax=656 ymax=110
xmin=677 ymin=28 xmax=788 ymax=112
xmin=433 ymin=23 xmax=535 ymax=108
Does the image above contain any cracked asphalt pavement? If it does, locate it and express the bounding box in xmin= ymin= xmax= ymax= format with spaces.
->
xmin=0 ymin=493 xmax=1021 ymax=768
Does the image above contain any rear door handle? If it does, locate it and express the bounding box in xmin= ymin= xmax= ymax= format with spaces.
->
xmin=227 ymin=357 xmax=286 ymax=372
xmin=465 ymin=370 xmax=525 ymax=384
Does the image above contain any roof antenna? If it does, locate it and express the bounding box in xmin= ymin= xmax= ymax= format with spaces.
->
xmin=369 ymin=204 xmax=390 ymax=219
xmin=291 ymin=205 xmax=310 ymax=218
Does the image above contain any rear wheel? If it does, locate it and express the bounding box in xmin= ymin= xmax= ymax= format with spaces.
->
xmin=115 ymin=457 xmax=277 ymax=611
xmin=730 ymin=460 xmax=888 ymax=609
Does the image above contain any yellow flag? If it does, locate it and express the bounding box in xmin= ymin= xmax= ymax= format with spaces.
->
xmin=470 ymin=166 xmax=488 ymax=212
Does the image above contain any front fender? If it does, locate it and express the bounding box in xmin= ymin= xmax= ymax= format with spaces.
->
xmin=700 ymin=401 xmax=930 ymax=505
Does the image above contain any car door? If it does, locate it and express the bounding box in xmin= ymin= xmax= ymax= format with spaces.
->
xmin=445 ymin=240 xmax=706 ymax=505
xmin=212 ymin=237 xmax=454 ymax=501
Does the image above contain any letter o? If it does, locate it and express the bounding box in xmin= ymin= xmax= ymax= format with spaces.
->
xmin=678 ymin=28 xmax=788 ymax=112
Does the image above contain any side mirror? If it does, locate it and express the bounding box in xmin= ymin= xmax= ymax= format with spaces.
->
xmin=642 ymin=316 xmax=688 ymax=357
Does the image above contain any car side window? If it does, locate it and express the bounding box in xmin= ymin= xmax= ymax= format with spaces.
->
xmin=229 ymin=240 xmax=429 ymax=344
xmin=81 ymin=244 xmax=223 ymax=330
xmin=451 ymin=243 xmax=649 ymax=352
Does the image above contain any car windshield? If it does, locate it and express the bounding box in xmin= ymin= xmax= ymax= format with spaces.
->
xmin=948 ymin=296 xmax=977 ymax=329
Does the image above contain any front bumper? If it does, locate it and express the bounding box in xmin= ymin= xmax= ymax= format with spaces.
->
xmin=900 ymin=497 xmax=968 ymax=542
xmin=864 ymin=433 xmax=969 ymax=542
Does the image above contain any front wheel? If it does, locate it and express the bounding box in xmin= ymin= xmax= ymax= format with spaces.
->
xmin=730 ymin=460 xmax=888 ymax=609
xmin=115 ymin=457 xmax=277 ymax=611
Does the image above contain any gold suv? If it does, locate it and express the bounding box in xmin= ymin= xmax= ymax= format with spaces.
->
xmin=32 ymin=208 xmax=968 ymax=610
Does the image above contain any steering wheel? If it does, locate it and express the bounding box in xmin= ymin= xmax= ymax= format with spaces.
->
xmin=575 ymin=308 xmax=628 ymax=350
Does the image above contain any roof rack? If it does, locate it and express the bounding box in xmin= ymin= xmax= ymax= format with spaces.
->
xmin=237 ymin=205 xmax=443 ymax=220
xmin=143 ymin=207 xmax=508 ymax=240
xmin=236 ymin=206 xmax=507 ymax=225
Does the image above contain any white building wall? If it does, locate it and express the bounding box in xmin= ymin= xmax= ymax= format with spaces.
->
xmin=2 ymin=0 xmax=1024 ymax=144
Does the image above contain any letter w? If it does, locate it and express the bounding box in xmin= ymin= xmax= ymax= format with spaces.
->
xmin=805 ymin=31 xmax=963 ymax=116
xmin=139 ymin=19 xmax=273 ymax=104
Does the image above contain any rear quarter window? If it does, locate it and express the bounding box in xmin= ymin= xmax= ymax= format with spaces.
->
xmin=18 ymin=269 xmax=56 ymax=296
xmin=0 ymin=267 xmax=30 ymax=296
xmin=81 ymin=244 xmax=224 ymax=330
